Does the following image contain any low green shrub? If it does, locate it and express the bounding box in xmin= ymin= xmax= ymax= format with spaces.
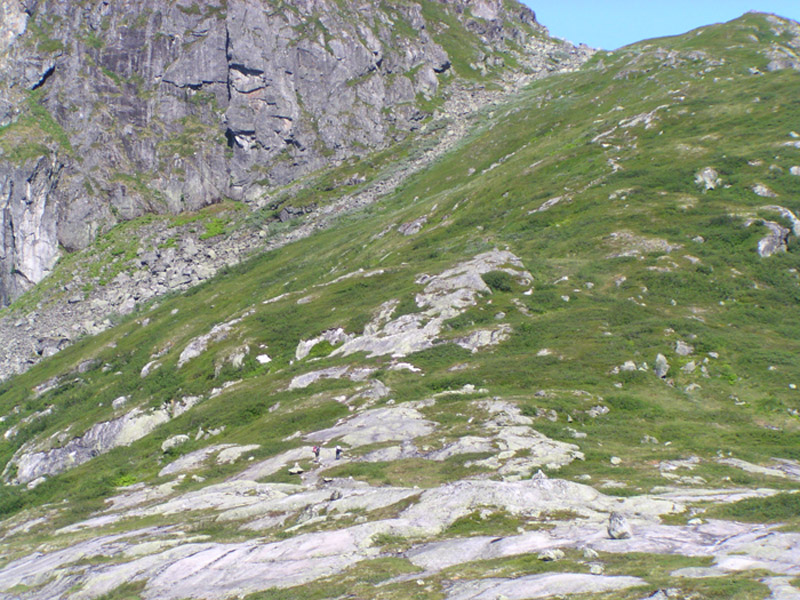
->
xmin=481 ymin=270 xmax=514 ymax=292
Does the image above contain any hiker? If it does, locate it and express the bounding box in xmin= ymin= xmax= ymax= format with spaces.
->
xmin=335 ymin=445 xmax=342 ymax=460
xmin=312 ymin=445 xmax=321 ymax=461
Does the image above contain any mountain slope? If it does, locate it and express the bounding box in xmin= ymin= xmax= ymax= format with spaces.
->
xmin=0 ymin=0 xmax=587 ymax=307
xmin=1 ymin=10 xmax=800 ymax=600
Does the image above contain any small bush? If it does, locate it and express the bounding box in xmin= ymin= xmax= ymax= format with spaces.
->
xmin=393 ymin=294 xmax=421 ymax=318
xmin=446 ymin=510 xmax=523 ymax=537
xmin=481 ymin=270 xmax=514 ymax=292
xmin=306 ymin=340 xmax=335 ymax=359
xmin=200 ymin=218 xmax=227 ymax=240
xmin=112 ymin=474 xmax=137 ymax=487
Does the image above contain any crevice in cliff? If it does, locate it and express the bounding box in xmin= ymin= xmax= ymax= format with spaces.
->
xmin=224 ymin=22 xmax=232 ymax=102
xmin=433 ymin=60 xmax=451 ymax=73
xmin=224 ymin=128 xmax=239 ymax=149
xmin=30 ymin=64 xmax=56 ymax=91
xmin=230 ymin=64 xmax=265 ymax=77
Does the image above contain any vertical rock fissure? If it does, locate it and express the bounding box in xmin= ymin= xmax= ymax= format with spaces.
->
xmin=224 ymin=19 xmax=232 ymax=103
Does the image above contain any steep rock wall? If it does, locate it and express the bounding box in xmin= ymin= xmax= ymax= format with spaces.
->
xmin=0 ymin=0 xmax=578 ymax=306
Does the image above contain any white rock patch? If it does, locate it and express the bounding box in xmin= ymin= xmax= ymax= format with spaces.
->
xmin=327 ymin=250 xmax=531 ymax=359
xmin=6 ymin=396 xmax=203 ymax=484
xmin=178 ymin=312 xmax=252 ymax=368
xmin=445 ymin=573 xmax=646 ymax=600
xmin=295 ymin=328 xmax=354 ymax=360
xmin=288 ymin=366 xmax=375 ymax=390
xmin=306 ymin=406 xmax=436 ymax=447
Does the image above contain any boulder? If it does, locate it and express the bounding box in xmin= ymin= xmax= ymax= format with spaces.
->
xmin=162 ymin=435 xmax=190 ymax=452
xmin=752 ymin=183 xmax=777 ymax=198
xmin=654 ymin=354 xmax=670 ymax=378
xmin=607 ymin=512 xmax=632 ymax=539
xmin=694 ymin=167 xmax=721 ymax=190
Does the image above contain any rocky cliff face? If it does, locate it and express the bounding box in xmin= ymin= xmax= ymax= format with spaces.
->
xmin=0 ymin=0 xmax=584 ymax=306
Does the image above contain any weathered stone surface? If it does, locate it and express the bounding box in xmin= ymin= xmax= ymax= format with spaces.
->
xmin=234 ymin=447 xmax=310 ymax=482
xmin=717 ymin=457 xmax=800 ymax=481
xmin=159 ymin=444 xmax=236 ymax=477
xmin=606 ymin=231 xmax=682 ymax=258
xmin=0 ymin=156 xmax=64 ymax=306
xmin=456 ymin=324 xmax=513 ymax=353
xmin=427 ymin=436 xmax=495 ymax=461
xmin=296 ymin=328 xmax=354 ymax=360
xmin=654 ymin=354 xmax=670 ymax=378
xmin=288 ymin=366 xmax=374 ymax=390
xmin=361 ymin=441 xmax=422 ymax=463
xmin=329 ymin=250 xmax=531 ymax=359
xmin=749 ymin=219 xmax=791 ymax=257
xmin=538 ymin=548 xmax=565 ymax=561
xmin=608 ymin=512 xmax=633 ymax=539
xmin=762 ymin=205 xmax=800 ymax=236
xmin=763 ymin=577 xmax=800 ymax=599
xmin=217 ymin=444 xmax=260 ymax=465
xmin=4 ymin=396 xmax=202 ymax=484
xmin=89 ymin=529 xmax=375 ymax=600
xmin=398 ymin=216 xmax=429 ymax=236
xmin=178 ymin=314 xmax=249 ymax=368
xmin=0 ymin=0 xmax=590 ymax=315
xmin=695 ymin=167 xmax=721 ymax=190
xmin=8 ymin=462 xmax=800 ymax=600
xmin=161 ymin=435 xmax=190 ymax=452
xmin=306 ymin=406 xmax=436 ymax=447
xmin=753 ymin=183 xmax=778 ymax=198
xmin=445 ymin=573 xmax=646 ymax=600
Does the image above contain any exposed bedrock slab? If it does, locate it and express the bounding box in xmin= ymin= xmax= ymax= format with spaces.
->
xmin=406 ymin=519 xmax=800 ymax=577
xmin=3 ymin=475 xmax=797 ymax=600
xmin=5 ymin=396 xmax=202 ymax=484
xmin=306 ymin=405 xmax=436 ymax=447
xmin=444 ymin=573 xmax=647 ymax=600
xmin=327 ymin=250 xmax=532 ymax=359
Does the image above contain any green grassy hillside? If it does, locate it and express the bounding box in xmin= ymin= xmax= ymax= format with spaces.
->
xmin=1 ymin=12 xmax=799 ymax=600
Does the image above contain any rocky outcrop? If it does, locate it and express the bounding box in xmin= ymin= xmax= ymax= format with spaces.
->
xmin=695 ymin=167 xmax=721 ymax=190
xmin=746 ymin=207 xmax=800 ymax=258
xmin=0 ymin=73 xmax=548 ymax=382
xmin=0 ymin=0 xmax=589 ymax=307
xmin=328 ymin=249 xmax=532 ymax=359
xmin=654 ymin=354 xmax=669 ymax=379
xmin=0 ymin=156 xmax=65 ymax=305
xmin=4 ymin=395 xmax=202 ymax=485
xmin=607 ymin=512 xmax=632 ymax=539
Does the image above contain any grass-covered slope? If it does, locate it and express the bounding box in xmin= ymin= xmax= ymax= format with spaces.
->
xmin=1 ymin=12 xmax=800 ymax=600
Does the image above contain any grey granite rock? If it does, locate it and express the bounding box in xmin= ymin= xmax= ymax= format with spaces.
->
xmin=608 ymin=512 xmax=632 ymax=539
xmin=0 ymin=0 xmax=590 ymax=311
xmin=0 ymin=4 xmax=594 ymax=381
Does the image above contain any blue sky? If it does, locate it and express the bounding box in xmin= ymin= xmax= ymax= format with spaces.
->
xmin=523 ymin=1 xmax=800 ymax=49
